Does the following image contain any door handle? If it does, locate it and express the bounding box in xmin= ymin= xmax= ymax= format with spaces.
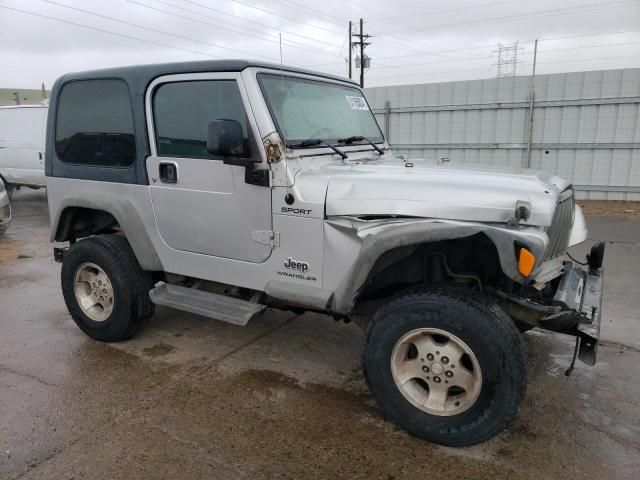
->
xmin=159 ymin=162 xmax=178 ymax=184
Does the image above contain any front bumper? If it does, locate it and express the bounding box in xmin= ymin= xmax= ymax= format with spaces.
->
xmin=550 ymin=242 xmax=605 ymax=365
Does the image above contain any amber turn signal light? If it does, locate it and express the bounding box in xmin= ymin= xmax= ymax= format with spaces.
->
xmin=518 ymin=248 xmax=536 ymax=277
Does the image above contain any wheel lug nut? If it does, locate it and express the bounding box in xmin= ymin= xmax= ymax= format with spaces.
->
xmin=427 ymin=353 xmax=434 ymax=361
xmin=441 ymin=356 xmax=449 ymax=364
xmin=433 ymin=376 xmax=441 ymax=383
xmin=445 ymin=371 xmax=453 ymax=377
xmin=422 ymin=366 xmax=429 ymax=372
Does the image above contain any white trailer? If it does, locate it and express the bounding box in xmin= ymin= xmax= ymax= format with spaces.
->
xmin=0 ymin=105 xmax=48 ymax=190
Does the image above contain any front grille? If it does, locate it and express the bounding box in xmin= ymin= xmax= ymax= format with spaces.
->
xmin=544 ymin=188 xmax=575 ymax=260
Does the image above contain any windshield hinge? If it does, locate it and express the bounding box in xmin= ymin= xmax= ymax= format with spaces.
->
xmin=251 ymin=230 xmax=280 ymax=247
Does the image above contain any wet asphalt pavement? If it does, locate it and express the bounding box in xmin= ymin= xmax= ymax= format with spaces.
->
xmin=1 ymin=190 xmax=639 ymax=479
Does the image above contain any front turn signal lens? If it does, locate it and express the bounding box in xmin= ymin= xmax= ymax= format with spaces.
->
xmin=518 ymin=248 xmax=536 ymax=277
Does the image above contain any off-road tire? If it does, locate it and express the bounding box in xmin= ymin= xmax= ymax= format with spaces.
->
xmin=61 ymin=235 xmax=155 ymax=342
xmin=363 ymin=286 xmax=526 ymax=446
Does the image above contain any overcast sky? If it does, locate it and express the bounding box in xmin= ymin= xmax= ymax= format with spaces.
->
xmin=1 ymin=0 xmax=639 ymax=89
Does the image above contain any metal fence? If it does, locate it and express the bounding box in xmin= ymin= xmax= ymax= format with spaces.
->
xmin=366 ymin=68 xmax=640 ymax=200
xmin=0 ymin=88 xmax=46 ymax=107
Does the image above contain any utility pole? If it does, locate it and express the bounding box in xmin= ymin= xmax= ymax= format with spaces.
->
xmin=351 ymin=18 xmax=371 ymax=88
xmin=359 ymin=18 xmax=364 ymax=88
xmin=348 ymin=21 xmax=352 ymax=79
xmin=525 ymin=39 xmax=539 ymax=168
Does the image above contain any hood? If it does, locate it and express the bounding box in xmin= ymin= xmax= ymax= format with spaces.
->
xmin=322 ymin=158 xmax=570 ymax=227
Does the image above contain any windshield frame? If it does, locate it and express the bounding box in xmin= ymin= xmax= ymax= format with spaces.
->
xmin=257 ymin=72 xmax=385 ymax=149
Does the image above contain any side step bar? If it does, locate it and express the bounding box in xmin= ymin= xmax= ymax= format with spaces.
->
xmin=149 ymin=283 xmax=266 ymax=326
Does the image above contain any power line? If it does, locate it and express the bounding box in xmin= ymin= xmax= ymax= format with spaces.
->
xmin=230 ymin=0 xmax=342 ymax=35
xmin=236 ymin=0 xmax=457 ymax=57
xmin=126 ymin=0 xmax=340 ymax=58
xmin=367 ymin=53 xmax=640 ymax=82
xmin=306 ymin=28 xmax=640 ymax=68
xmin=339 ymin=1 xmax=472 ymax=60
xmin=375 ymin=0 xmax=638 ymax=36
xmin=257 ymin=0 xmax=468 ymax=58
xmin=365 ymin=40 xmax=640 ymax=80
xmin=315 ymin=34 xmax=640 ymax=83
xmin=37 ymin=0 xmax=291 ymax=63
xmin=239 ymin=0 xmax=469 ymax=59
xmin=0 ymin=4 xmax=222 ymax=59
xmin=267 ymin=0 xmax=344 ymax=25
xmin=364 ymin=0 xmax=526 ymax=25
xmin=356 ymin=40 xmax=640 ymax=74
xmin=175 ymin=0 xmax=342 ymax=49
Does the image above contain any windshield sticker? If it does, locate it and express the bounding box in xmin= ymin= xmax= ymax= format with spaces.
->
xmin=346 ymin=95 xmax=369 ymax=111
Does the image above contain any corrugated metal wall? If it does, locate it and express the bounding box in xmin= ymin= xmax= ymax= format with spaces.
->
xmin=366 ymin=68 xmax=640 ymax=200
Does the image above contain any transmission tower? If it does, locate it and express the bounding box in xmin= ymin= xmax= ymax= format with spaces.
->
xmin=493 ymin=42 xmax=523 ymax=77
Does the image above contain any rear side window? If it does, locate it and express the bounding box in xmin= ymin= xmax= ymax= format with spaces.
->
xmin=55 ymin=79 xmax=135 ymax=167
xmin=152 ymin=80 xmax=250 ymax=159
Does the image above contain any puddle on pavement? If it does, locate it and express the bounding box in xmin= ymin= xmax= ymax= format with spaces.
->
xmin=142 ymin=343 xmax=178 ymax=357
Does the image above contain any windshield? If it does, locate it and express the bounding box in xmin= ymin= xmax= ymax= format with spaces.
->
xmin=259 ymin=73 xmax=384 ymax=147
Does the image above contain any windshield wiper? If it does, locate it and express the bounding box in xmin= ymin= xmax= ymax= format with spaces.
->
xmin=288 ymin=139 xmax=348 ymax=160
xmin=337 ymin=135 xmax=385 ymax=156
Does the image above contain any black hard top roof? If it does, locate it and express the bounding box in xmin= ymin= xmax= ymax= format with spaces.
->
xmin=56 ymin=59 xmax=358 ymax=93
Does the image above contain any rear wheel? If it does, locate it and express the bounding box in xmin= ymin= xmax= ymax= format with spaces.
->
xmin=61 ymin=235 xmax=155 ymax=342
xmin=363 ymin=286 xmax=526 ymax=446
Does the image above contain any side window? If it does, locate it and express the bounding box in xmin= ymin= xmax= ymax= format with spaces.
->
xmin=153 ymin=80 xmax=250 ymax=159
xmin=55 ymin=79 xmax=135 ymax=167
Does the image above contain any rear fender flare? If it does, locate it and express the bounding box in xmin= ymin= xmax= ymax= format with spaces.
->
xmin=51 ymin=195 xmax=163 ymax=271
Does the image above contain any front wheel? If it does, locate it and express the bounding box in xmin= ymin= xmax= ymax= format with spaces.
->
xmin=61 ymin=235 xmax=155 ymax=342
xmin=363 ymin=287 xmax=526 ymax=446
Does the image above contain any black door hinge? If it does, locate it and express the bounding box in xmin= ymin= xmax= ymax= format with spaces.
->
xmin=245 ymin=168 xmax=270 ymax=187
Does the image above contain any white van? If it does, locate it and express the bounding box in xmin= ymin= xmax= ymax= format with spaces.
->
xmin=0 ymin=105 xmax=48 ymax=190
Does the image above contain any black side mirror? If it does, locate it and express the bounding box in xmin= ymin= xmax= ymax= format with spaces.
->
xmin=206 ymin=119 xmax=245 ymax=157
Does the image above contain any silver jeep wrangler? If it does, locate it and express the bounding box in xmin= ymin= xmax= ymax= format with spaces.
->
xmin=46 ymin=60 xmax=605 ymax=446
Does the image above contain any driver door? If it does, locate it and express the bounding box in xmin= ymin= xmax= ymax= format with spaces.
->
xmin=146 ymin=73 xmax=272 ymax=263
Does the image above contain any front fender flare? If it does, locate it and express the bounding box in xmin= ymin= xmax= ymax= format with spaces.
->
xmin=330 ymin=219 xmax=547 ymax=314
